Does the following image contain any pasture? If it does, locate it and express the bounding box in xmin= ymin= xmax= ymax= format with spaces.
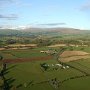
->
xmin=0 ymin=48 xmax=48 ymax=59
xmin=0 ymin=46 xmax=90 ymax=90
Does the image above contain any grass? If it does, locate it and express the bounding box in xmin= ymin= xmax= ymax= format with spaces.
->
xmin=0 ymin=46 xmax=90 ymax=90
xmin=0 ymin=48 xmax=47 ymax=59
xmin=5 ymin=59 xmax=85 ymax=90
xmin=0 ymin=46 xmax=63 ymax=59
xmin=61 ymin=77 xmax=90 ymax=90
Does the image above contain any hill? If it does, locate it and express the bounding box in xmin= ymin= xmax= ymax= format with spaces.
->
xmin=0 ymin=27 xmax=90 ymax=37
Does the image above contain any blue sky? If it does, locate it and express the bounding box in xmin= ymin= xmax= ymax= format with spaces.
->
xmin=0 ymin=0 xmax=90 ymax=29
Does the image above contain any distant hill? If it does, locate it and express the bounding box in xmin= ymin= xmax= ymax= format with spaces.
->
xmin=0 ymin=29 xmax=34 ymax=37
xmin=22 ymin=27 xmax=90 ymax=34
xmin=0 ymin=28 xmax=90 ymax=37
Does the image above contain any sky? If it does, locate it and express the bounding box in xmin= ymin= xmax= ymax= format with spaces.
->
xmin=0 ymin=0 xmax=90 ymax=29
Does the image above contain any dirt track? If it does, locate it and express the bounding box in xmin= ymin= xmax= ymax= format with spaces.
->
xmin=3 ymin=56 xmax=53 ymax=63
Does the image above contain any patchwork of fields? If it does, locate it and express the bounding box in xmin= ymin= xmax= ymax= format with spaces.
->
xmin=0 ymin=46 xmax=90 ymax=90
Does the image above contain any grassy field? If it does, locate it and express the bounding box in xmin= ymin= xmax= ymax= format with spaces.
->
xmin=0 ymin=46 xmax=90 ymax=90
xmin=5 ymin=60 xmax=84 ymax=90
xmin=0 ymin=48 xmax=48 ymax=59
xmin=0 ymin=46 xmax=62 ymax=59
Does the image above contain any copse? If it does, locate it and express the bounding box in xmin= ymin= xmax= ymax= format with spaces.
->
xmin=40 ymin=63 xmax=49 ymax=71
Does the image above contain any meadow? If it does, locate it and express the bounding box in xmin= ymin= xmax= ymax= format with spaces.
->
xmin=0 ymin=46 xmax=90 ymax=90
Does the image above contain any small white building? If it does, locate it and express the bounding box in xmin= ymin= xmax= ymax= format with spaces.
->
xmin=62 ymin=66 xmax=66 ymax=69
xmin=52 ymin=64 xmax=54 ymax=66
xmin=55 ymin=64 xmax=62 ymax=67
xmin=66 ymin=66 xmax=69 ymax=68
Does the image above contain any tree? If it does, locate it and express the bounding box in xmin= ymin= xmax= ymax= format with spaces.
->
xmin=0 ymin=55 xmax=3 ymax=61
xmin=40 ymin=63 xmax=49 ymax=71
xmin=36 ymin=39 xmax=52 ymax=47
xmin=0 ymin=55 xmax=4 ymax=70
xmin=6 ymin=39 xmax=16 ymax=44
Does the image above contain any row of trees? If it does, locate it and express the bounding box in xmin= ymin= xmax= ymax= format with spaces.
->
xmin=0 ymin=36 xmax=90 ymax=48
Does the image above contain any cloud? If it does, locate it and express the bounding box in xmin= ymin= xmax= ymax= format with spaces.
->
xmin=0 ymin=0 xmax=13 ymax=4
xmin=80 ymin=1 xmax=90 ymax=11
xmin=0 ymin=0 xmax=14 ymax=8
xmin=37 ymin=23 xmax=66 ymax=26
xmin=0 ymin=0 xmax=13 ymax=2
xmin=14 ymin=0 xmax=31 ymax=8
xmin=0 ymin=0 xmax=31 ymax=9
xmin=0 ymin=14 xmax=18 ymax=20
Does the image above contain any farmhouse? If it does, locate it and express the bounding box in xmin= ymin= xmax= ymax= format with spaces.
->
xmin=62 ymin=66 xmax=66 ymax=69
xmin=40 ymin=50 xmax=49 ymax=53
xmin=40 ymin=50 xmax=57 ymax=54
xmin=66 ymin=66 xmax=69 ymax=68
xmin=55 ymin=64 xmax=62 ymax=67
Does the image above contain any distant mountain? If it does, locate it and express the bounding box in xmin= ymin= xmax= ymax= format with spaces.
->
xmin=0 ymin=29 xmax=34 ymax=37
xmin=0 ymin=27 xmax=90 ymax=37
xmin=22 ymin=27 xmax=90 ymax=34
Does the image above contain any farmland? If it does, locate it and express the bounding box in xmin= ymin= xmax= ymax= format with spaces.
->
xmin=1 ymin=0 xmax=90 ymax=89
xmin=0 ymin=28 xmax=90 ymax=90
xmin=0 ymin=46 xmax=90 ymax=90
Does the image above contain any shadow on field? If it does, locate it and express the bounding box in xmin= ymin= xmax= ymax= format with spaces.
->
xmin=0 ymin=64 xmax=17 ymax=90
xmin=16 ymin=80 xmax=34 ymax=89
xmin=6 ymin=64 xmax=17 ymax=70
xmin=16 ymin=84 xmax=23 ymax=88
xmin=27 ymin=80 xmax=34 ymax=87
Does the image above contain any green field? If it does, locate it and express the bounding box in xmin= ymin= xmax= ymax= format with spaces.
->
xmin=0 ymin=47 xmax=90 ymax=90
xmin=4 ymin=59 xmax=90 ymax=90
xmin=0 ymin=48 xmax=48 ymax=59
xmin=0 ymin=46 xmax=63 ymax=59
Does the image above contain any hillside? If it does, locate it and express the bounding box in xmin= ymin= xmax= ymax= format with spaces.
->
xmin=22 ymin=27 xmax=90 ymax=34
xmin=0 ymin=29 xmax=34 ymax=37
xmin=0 ymin=28 xmax=90 ymax=37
